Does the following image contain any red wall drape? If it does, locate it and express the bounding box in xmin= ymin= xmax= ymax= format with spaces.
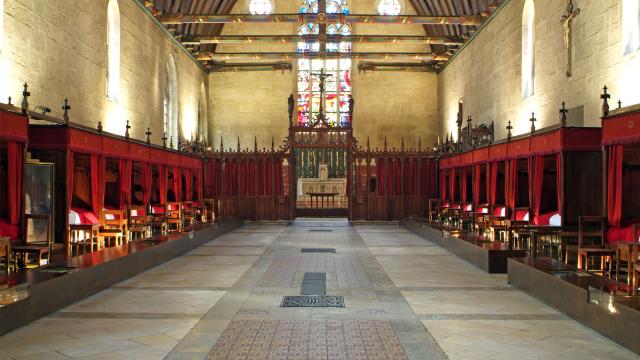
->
xmin=275 ymin=159 xmax=282 ymax=195
xmin=248 ymin=159 xmax=256 ymax=196
xmin=530 ymin=156 xmax=545 ymax=218
xmin=195 ymin=170 xmax=202 ymax=200
xmin=440 ymin=170 xmax=447 ymax=201
xmin=473 ymin=164 xmax=481 ymax=206
xmin=556 ymin=154 xmax=562 ymax=216
xmin=507 ymin=159 xmax=518 ymax=218
xmin=607 ymin=145 xmax=623 ymax=227
xmin=7 ymin=143 xmax=22 ymax=225
xmin=239 ymin=160 xmax=247 ymax=196
xmin=90 ymin=155 xmax=100 ymax=215
xmin=99 ymin=157 xmax=106 ymax=212
xmin=490 ymin=162 xmax=499 ymax=205
xmin=420 ymin=159 xmax=428 ymax=196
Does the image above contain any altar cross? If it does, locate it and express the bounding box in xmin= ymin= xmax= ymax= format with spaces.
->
xmin=559 ymin=101 xmax=568 ymax=126
xmin=315 ymin=68 xmax=334 ymax=121
xmin=529 ymin=112 xmax=537 ymax=133
xmin=561 ymin=0 xmax=580 ymax=77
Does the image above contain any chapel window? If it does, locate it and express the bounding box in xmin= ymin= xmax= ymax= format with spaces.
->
xmin=107 ymin=0 xmax=121 ymax=102
xmin=378 ymin=0 xmax=402 ymax=16
xmin=249 ymin=0 xmax=273 ymax=15
xmin=164 ymin=55 xmax=179 ymax=149
xmin=623 ymin=0 xmax=640 ymax=55
xmin=521 ymin=0 xmax=535 ymax=99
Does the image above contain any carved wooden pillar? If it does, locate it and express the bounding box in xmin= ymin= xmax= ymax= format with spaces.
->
xmin=365 ymin=137 xmax=371 ymax=221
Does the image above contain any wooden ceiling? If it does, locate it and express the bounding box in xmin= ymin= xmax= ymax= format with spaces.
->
xmin=139 ymin=0 xmax=503 ymax=71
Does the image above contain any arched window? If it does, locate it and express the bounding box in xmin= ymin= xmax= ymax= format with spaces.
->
xmin=164 ymin=55 xmax=179 ymax=149
xmin=198 ymin=83 xmax=208 ymax=143
xmin=623 ymin=0 xmax=640 ymax=55
xmin=521 ymin=0 xmax=535 ymax=99
xmin=0 ymin=0 xmax=4 ymax=55
xmin=378 ymin=0 xmax=401 ymax=16
xmin=249 ymin=0 xmax=273 ymax=15
xmin=297 ymin=0 xmax=352 ymax=127
xmin=106 ymin=0 xmax=121 ymax=102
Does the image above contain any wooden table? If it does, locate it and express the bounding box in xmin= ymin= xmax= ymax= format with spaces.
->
xmin=307 ymin=192 xmax=339 ymax=208
xmin=0 ymin=237 xmax=9 ymax=277
xmin=12 ymin=245 xmax=49 ymax=268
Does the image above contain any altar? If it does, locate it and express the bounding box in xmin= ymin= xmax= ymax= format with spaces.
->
xmin=296 ymin=163 xmax=347 ymax=206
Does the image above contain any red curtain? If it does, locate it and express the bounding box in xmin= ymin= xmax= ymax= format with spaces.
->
xmin=224 ymin=159 xmax=238 ymax=196
xmin=556 ymin=154 xmax=562 ymax=215
xmin=420 ymin=159 xmax=428 ymax=196
xmin=490 ymin=162 xmax=499 ymax=205
xmin=485 ymin=163 xmax=491 ymax=205
xmin=607 ymin=144 xmax=623 ymax=227
xmin=195 ymin=170 xmax=202 ymax=200
xmin=118 ymin=159 xmax=131 ymax=208
xmin=507 ymin=159 xmax=518 ymax=218
xmin=239 ymin=160 xmax=247 ymax=196
xmin=529 ymin=156 xmax=545 ymax=218
xmin=184 ymin=168 xmax=192 ymax=201
xmin=90 ymin=155 xmax=100 ymax=214
xmin=173 ymin=167 xmax=181 ymax=201
xmin=461 ymin=168 xmax=468 ymax=203
xmin=142 ymin=163 xmax=152 ymax=206
xmin=248 ymin=159 xmax=256 ymax=196
xmin=66 ymin=152 xmax=74 ymax=211
xmin=449 ymin=168 xmax=456 ymax=202
xmin=395 ymin=159 xmax=402 ymax=195
xmin=473 ymin=164 xmax=481 ymax=206
xmin=403 ymin=160 xmax=411 ymax=195
xmin=7 ymin=143 xmax=22 ymax=225
xmin=99 ymin=157 xmax=106 ymax=211
xmin=159 ymin=165 xmax=167 ymax=204
xmin=440 ymin=170 xmax=447 ymax=201
xmin=275 ymin=159 xmax=282 ymax=195
xmin=376 ymin=158 xmax=385 ymax=195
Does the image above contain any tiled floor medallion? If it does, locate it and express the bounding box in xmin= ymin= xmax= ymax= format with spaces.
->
xmin=281 ymin=295 xmax=345 ymax=307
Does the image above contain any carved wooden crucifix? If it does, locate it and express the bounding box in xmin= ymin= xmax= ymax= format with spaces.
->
xmin=561 ymin=0 xmax=580 ymax=77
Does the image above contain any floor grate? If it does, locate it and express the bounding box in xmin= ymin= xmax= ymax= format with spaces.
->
xmin=281 ymin=295 xmax=344 ymax=308
xmin=300 ymin=248 xmax=336 ymax=253
xmin=308 ymin=229 xmax=333 ymax=232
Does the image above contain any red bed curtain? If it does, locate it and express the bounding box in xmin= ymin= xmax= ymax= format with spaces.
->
xmin=440 ymin=170 xmax=447 ymax=201
xmin=195 ymin=169 xmax=202 ymax=200
xmin=490 ymin=162 xmax=499 ymax=205
xmin=99 ymin=157 xmax=106 ymax=212
xmin=608 ymin=145 xmax=623 ymax=227
xmin=460 ymin=168 xmax=468 ymax=203
xmin=275 ymin=159 xmax=283 ymax=195
xmin=248 ymin=159 xmax=256 ymax=196
xmin=473 ymin=164 xmax=481 ymax=206
xmin=7 ymin=143 xmax=22 ymax=225
xmin=507 ymin=159 xmax=518 ymax=217
xmin=556 ymin=154 xmax=562 ymax=216
xmin=90 ymin=155 xmax=100 ymax=215
xmin=529 ymin=155 xmax=545 ymax=219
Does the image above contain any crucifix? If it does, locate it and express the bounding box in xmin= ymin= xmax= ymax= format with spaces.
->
xmin=506 ymin=121 xmax=513 ymax=141
xmin=559 ymin=101 xmax=568 ymax=127
xmin=529 ymin=112 xmax=537 ymax=133
xmin=62 ymin=98 xmax=71 ymax=124
xmin=561 ymin=0 xmax=580 ymax=77
xmin=315 ymin=68 xmax=334 ymax=121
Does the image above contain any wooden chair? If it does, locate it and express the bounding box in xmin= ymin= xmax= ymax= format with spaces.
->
xmin=12 ymin=214 xmax=51 ymax=268
xmin=166 ymin=202 xmax=182 ymax=232
xmin=0 ymin=237 xmax=10 ymax=277
xmin=509 ymin=207 xmax=532 ymax=250
xmin=473 ymin=204 xmax=490 ymax=236
xmin=203 ymin=199 xmax=217 ymax=223
xmin=193 ymin=201 xmax=206 ymax=223
xmin=99 ymin=209 xmax=126 ymax=247
xmin=632 ymin=225 xmax=640 ymax=295
xmin=427 ymin=199 xmax=440 ymax=223
xmin=488 ymin=205 xmax=508 ymax=241
xmin=129 ymin=205 xmax=151 ymax=240
xmin=459 ymin=203 xmax=474 ymax=232
xmin=149 ymin=204 xmax=168 ymax=234
xmin=182 ymin=201 xmax=196 ymax=226
xmin=577 ymin=216 xmax=614 ymax=276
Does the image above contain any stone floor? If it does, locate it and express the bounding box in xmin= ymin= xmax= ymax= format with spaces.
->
xmin=0 ymin=221 xmax=638 ymax=360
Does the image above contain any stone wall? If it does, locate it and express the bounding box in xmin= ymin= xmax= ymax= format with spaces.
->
xmin=438 ymin=0 xmax=640 ymax=141
xmin=0 ymin=0 xmax=207 ymax=145
xmin=209 ymin=0 xmax=439 ymax=150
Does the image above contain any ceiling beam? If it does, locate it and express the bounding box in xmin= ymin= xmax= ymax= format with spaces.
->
xmin=182 ymin=34 xmax=465 ymax=45
xmin=357 ymin=62 xmax=437 ymax=73
xmin=158 ymin=13 xmax=485 ymax=26
xmin=209 ymin=62 xmax=292 ymax=72
xmin=196 ymin=52 xmax=450 ymax=62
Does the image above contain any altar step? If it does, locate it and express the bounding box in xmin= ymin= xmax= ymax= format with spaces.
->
xmin=292 ymin=217 xmax=349 ymax=227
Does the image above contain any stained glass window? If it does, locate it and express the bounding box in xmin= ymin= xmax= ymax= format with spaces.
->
xmin=249 ymin=0 xmax=273 ymax=15
xmin=623 ymin=0 xmax=640 ymax=55
xmin=107 ymin=0 xmax=121 ymax=102
xmin=378 ymin=0 xmax=401 ymax=16
xmin=297 ymin=0 xmax=352 ymax=127
xmin=521 ymin=0 xmax=534 ymax=98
